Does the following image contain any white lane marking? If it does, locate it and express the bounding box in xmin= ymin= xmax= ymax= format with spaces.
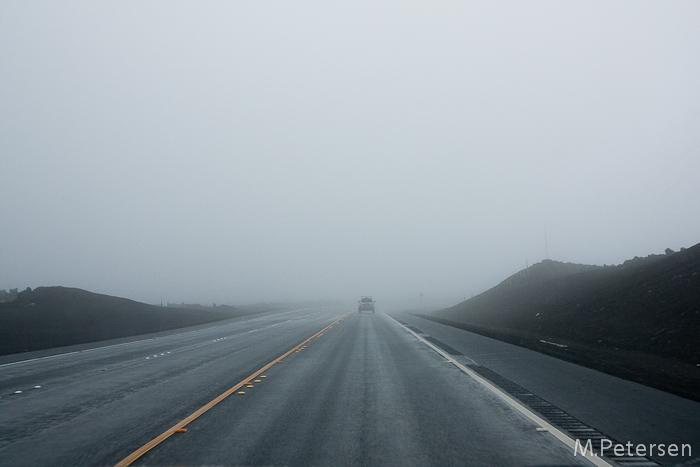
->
xmin=0 ymin=307 xmax=337 ymax=369
xmin=540 ymin=340 xmax=568 ymax=348
xmin=388 ymin=316 xmax=614 ymax=467
xmin=0 ymin=328 xmax=219 ymax=368
xmin=0 ymin=341 xmax=151 ymax=368
xmin=2 ymin=386 xmax=43 ymax=398
xmin=0 ymin=319 xmax=260 ymax=368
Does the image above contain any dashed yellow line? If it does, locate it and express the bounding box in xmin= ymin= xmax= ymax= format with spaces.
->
xmin=114 ymin=314 xmax=348 ymax=467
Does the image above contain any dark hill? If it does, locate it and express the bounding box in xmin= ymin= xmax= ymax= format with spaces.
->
xmin=0 ymin=287 xmax=244 ymax=356
xmin=498 ymin=259 xmax=602 ymax=286
xmin=425 ymin=244 xmax=700 ymax=402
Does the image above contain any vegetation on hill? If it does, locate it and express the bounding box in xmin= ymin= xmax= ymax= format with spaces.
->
xmin=425 ymin=243 xmax=700 ymax=401
xmin=0 ymin=288 xmax=21 ymax=303
xmin=0 ymin=287 xmax=248 ymax=355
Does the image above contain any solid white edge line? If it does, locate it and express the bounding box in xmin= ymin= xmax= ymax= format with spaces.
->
xmin=387 ymin=315 xmax=616 ymax=467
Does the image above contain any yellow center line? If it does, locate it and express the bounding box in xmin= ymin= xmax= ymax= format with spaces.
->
xmin=114 ymin=314 xmax=349 ymax=467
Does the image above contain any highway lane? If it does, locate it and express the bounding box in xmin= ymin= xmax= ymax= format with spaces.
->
xmin=0 ymin=307 xmax=341 ymax=466
xmin=399 ymin=312 xmax=700 ymax=466
xmin=2 ymin=305 xmax=681 ymax=466
xmin=124 ymin=311 xmax=589 ymax=467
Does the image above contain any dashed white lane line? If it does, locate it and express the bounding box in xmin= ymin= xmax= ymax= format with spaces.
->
xmin=0 ymin=308 xmax=335 ymax=369
xmin=0 ymin=385 xmax=43 ymax=399
xmin=146 ymin=352 xmax=172 ymax=360
xmin=388 ymin=315 xmax=614 ymax=467
xmin=0 ymin=326 xmax=235 ymax=368
xmin=0 ymin=319 xmax=269 ymax=368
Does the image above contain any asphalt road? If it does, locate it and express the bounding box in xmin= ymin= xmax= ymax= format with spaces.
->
xmin=0 ymin=307 xmax=697 ymax=466
xmin=399 ymin=313 xmax=700 ymax=465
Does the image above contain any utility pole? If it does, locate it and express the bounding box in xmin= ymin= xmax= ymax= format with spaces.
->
xmin=544 ymin=225 xmax=549 ymax=259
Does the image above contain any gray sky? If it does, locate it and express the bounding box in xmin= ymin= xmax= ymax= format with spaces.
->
xmin=2 ymin=1 xmax=699 ymax=305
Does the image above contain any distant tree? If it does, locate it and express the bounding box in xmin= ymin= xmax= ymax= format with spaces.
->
xmin=665 ymin=248 xmax=675 ymax=255
xmin=0 ymin=288 xmax=19 ymax=303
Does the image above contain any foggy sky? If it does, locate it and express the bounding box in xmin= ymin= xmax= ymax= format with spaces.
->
xmin=2 ymin=1 xmax=699 ymax=305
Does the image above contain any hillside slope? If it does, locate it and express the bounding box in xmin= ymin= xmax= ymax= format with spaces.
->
xmin=0 ymin=287 xmax=243 ymax=355
xmin=426 ymin=243 xmax=700 ymax=401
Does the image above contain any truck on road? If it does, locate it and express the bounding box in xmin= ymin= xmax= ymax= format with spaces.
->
xmin=358 ymin=296 xmax=375 ymax=313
